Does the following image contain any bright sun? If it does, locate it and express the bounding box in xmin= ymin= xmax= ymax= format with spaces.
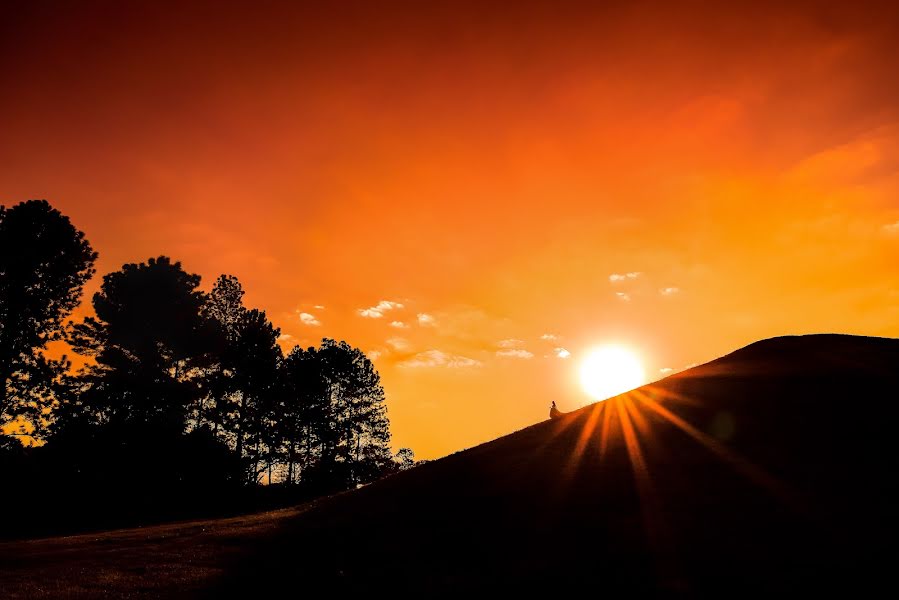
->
xmin=579 ymin=345 xmax=646 ymax=400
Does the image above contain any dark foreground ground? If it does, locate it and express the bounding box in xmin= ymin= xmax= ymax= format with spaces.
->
xmin=2 ymin=334 xmax=898 ymax=597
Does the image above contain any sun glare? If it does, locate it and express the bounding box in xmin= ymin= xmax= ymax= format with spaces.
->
xmin=579 ymin=345 xmax=646 ymax=401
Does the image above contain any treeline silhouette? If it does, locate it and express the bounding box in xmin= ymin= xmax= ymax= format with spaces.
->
xmin=0 ymin=200 xmax=416 ymax=538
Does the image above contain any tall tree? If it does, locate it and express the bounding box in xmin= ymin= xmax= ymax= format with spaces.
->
xmin=281 ymin=345 xmax=329 ymax=484
xmin=231 ymin=308 xmax=281 ymax=484
xmin=67 ymin=256 xmax=209 ymax=430
xmin=0 ymin=200 xmax=96 ymax=433
xmin=197 ymin=275 xmax=248 ymax=431
xmin=283 ymin=339 xmax=391 ymax=488
xmin=205 ymin=276 xmax=282 ymax=484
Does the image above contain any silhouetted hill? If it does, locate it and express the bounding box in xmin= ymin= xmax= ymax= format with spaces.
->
xmin=2 ymin=334 xmax=897 ymax=597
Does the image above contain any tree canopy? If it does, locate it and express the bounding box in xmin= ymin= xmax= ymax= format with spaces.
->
xmin=0 ymin=199 xmax=96 ymax=431
xmin=67 ymin=256 xmax=211 ymax=430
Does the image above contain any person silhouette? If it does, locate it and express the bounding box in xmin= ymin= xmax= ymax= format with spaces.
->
xmin=550 ymin=401 xmax=562 ymax=420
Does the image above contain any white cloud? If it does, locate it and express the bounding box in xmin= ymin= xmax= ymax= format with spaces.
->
xmin=659 ymin=287 xmax=680 ymax=296
xmin=299 ymin=312 xmax=320 ymax=326
xmin=417 ymin=313 xmax=436 ymax=326
xmin=386 ymin=337 xmax=412 ymax=352
xmin=540 ymin=333 xmax=560 ymax=341
xmin=497 ymin=349 xmax=534 ymax=359
xmin=367 ymin=350 xmax=383 ymax=361
xmin=883 ymin=221 xmax=899 ymax=235
xmin=615 ymin=292 xmax=631 ymax=302
xmin=398 ymin=349 xmax=482 ymax=369
xmin=660 ymin=367 xmax=674 ymax=374
xmin=554 ymin=347 xmax=571 ymax=359
xmin=390 ymin=321 xmax=409 ymax=329
xmin=497 ymin=338 xmax=525 ymax=349
xmin=358 ymin=300 xmax=405 ymax=318
xmin=313 ymin=304 xmax=326 ymax=310
xmin=277 ymin=333 xmax=294 ymax=342
xmin=609 ymin=271 xmax=641 ymax=283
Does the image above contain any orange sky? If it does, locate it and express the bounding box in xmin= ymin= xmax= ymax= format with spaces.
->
xmin=2 ymin=1 xmax=899 ymax=458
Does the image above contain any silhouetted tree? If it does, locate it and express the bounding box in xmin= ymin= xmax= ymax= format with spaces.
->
xmin=281 ymin=345 xmax=329 ymax=484
xmin=198 ymin=275 xmax=248 ymax=431
xmin=206 ymin=275 xmax=246 ymax=339
xmin=65 ymin=257 xmax=210 ymax=431
xmin=0 ymin=209 xmax=407 ymax=534
xmin=289 ymin=339 xmax=391 ymax=488
xmin=235 ymin=309 xmax=282 ymax=484
xmin=204 ymin=276 xmax=282 ymax=484
xmin=0 ymin=200 xmax=96 ymax=434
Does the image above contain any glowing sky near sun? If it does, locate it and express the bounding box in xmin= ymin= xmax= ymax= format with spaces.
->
xmin=2 ymin=1 xmax=899 ymax=458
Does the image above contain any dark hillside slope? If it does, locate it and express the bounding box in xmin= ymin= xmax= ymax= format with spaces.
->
xmin=210 ymin=334 xmax=899 ymax=596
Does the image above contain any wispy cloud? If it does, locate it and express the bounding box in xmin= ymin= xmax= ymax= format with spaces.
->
xmin=540 ymin=333 xmax=560 ymax=341
xmin=883 ymin=221 xmax=899 ymax=235
xmin=497 ymin=348 xmax=534 ymax=359
xmin=659 ymin=287 xmax=680 ymax=296
xmin=277 ymin=333 xmax=294 ymax=342
xmin=615 ymin=292 xmax=631 ymax=302
xmin=660 ymin=367 xmax=674 ymax=374
xmin=367 ymin=349 xmax=383 ymax=361
xmin=386 ymin=337 xmax=411 ymax=352
xmin=398 ymin=349 xmax=482 ymax=369
xmin=417 ymin=312 xmax=436 ymax=326
xmin=554 ymin=347 xmax=571 ymax=359
xmin=497 ymin=338 xmax=525 ymax=349
xmin=609 ymin=271 xmax=641 ymax=283
xmin=313 ymin=304 xmax=326 ymax=310
xmin=358 ymin=300 xmax=404 ymax=318
xmin=390 ymin=321 xmax=409 ymax=329
xmin=298 ymin=312 xmax=320 ymax=326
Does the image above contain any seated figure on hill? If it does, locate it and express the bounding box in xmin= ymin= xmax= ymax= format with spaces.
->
xmin=550 ymin=401 xmax=563 ymax=420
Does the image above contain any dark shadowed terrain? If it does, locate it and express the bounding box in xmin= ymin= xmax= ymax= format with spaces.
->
xmin=2 ymin=334 xmax=897 ymax=597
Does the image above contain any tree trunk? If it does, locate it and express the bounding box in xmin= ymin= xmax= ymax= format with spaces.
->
xmin=287 ymin=440 xmax=295 ymax=485
xmin=0 ymin=371 xmax=9 ymax=421
xmin=236 ymin=395 xmax=245 ymax=483
xmin=252 ymin=436 xmax=260 ymax=486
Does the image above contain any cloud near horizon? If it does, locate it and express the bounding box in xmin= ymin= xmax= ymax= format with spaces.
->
xmin=609 ymin=272 xmax=641 ymax=283
xmin=497 ymin=338 xmax=525 ymax=349
xmin=298 ymin=312 xmax=321 ymax=326
xmin=496 ymin=348 xmax=534 ymax=359
xmin=398 ymin=349 xmax=482 ymax=369
xmin=358 ymin=300 xmax=405 ymax=318
xmin=386 ymin=337 xmax=412 ymax=352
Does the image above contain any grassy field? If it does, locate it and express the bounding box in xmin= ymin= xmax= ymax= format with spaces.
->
xmin=0 ymin=505 xmax=309 ymax=599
